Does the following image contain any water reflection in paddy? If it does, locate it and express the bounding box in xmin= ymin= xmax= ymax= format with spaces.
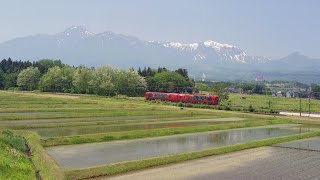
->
xmin=47 ymin=125 xmax=309 ymax=169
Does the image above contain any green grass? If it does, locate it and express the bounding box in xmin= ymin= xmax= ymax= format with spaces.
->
xmin=0 ymin=91 xmax=216 ymax=121
xmin=42 ymin=118 xmax=290 ymax=147
xmin=0 ymin=131 xmax=36 ymax=180
xmin=64 ymin=130 xmax=320 ymax=179
xmin=1 ymin=91 xmax=320 ymax=179
xmin=228 ymin=93 xmax=320 ymax=112
xmin=16 ymin=131 xmax=64 ymax=180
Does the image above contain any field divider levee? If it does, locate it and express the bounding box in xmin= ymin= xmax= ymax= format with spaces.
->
xmin=0 ymin=115 xmax=222 ymax=130
xmin=63 ymin=130 xmax=320 ymax=180
xmin=15 ymin=131 xmax=64 ymax=180
xmin=42 ymin=119 xmax=291 ymax=147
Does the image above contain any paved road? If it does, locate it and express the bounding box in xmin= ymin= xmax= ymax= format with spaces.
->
xmin=108 ymin=142 xmax=320 ymax=180
xmin=280 ymin=111 xmax=320 ymax=118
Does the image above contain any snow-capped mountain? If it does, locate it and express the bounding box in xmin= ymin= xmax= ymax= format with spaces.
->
xmin=147 ymin=39 xmax=271 ymax=63
xmin=159 ymin=40 xmax=250 ymax=63
xmin=51 ymin=26 xmax=271 ymax=64
xmin=58 ymin=26 xmax=94 ymax=38
xmin=0 ymin=26 xmax=319 ymax=82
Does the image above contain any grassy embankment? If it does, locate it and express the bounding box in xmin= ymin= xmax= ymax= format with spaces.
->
xmin=16 ymin=131 xmax=64 ymax=180
xmin=0 ymin=130 xmax=36 ymax=179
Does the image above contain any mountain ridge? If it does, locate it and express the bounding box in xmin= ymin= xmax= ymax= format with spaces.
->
xmin=0 ymin=26 xmax=319 ymax=82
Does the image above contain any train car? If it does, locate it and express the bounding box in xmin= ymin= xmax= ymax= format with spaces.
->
xmin=145 ymin=92 xmax=168 ymax=101
xmin=145 ymin=92 xmax=219 ymax=105
xmin=192 ymin=94 xmax=219 ymax=105
xmin=178 ymin=94 xmax=193 ymax=103
xmin=167 ymin=93 xmax=179 ymax=102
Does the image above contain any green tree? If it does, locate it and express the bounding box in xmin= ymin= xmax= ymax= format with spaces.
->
xmin=209 ymin=83 xmax=229 ymax=102
xmin=39 ymin=66 xmax=63 ymax=92
xmin=195 ymin=82 xmax=209 ymax=91
xmin=3 ymin=72 xmax=18 ymax=89
xmin=311 ymin=84 xmax=320 ymax=99
xmin=60 ymin=66 xmax=75 ymax=93
xmin=89 ymin=66 xmax=116 ymax=96
xmin=114 ymin=68 xmax=146 ymax=96
xmin=253 ymin=84 xmax=265 ymax=94
xmin=34 ymin=59 xmax=64 ymax=74
xmin=147 ymin=71 xmax=190 ymax=92
xmin=17 ymin=67 xmax=40 ymax=90
xmin=0 ymin=70 xmax=4 ymax=89
xmin=175 ymin=68 xmax=189 ymax=80
xmin=73 ymin=65 xmax=94 ymax=94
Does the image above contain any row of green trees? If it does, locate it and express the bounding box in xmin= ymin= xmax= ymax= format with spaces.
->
xmin=1 ymin=59 xmax=196 ymax=97
xmin=15 ymin=65 xmax=146 ymax=96
xmin=0 ymin=58 xmax=64 ymax=90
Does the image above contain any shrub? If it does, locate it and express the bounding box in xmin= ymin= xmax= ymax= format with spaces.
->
xmin=1 ymin=130 xmax=26 ymax=152
xmin=270 ymin=109 xmax=279 ymax=114
xmin=248 ymin=105 xmax=255 ymax=112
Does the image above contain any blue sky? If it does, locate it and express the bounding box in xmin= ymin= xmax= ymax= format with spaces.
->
xmin=1 ymin=0 xmax=320 ymax=58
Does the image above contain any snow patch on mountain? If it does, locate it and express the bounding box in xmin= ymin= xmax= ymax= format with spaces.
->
xmin=163 ymin=42 xmax=199 ymax=51
xmin=59 ymin=26 xmax=94 ymax=38
xmin=203 ymin=40 xmax=234 ymax=49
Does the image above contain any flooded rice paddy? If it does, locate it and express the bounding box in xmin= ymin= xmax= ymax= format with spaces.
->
xmin=47 ymin=124 xmax=308 ymax=169
xmin=32 ymin=118 xmax=244 ymax=137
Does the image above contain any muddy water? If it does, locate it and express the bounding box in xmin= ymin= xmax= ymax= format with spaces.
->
xmin=33 ymin=118 xmax=244 ymax=137
xmin=47 ymin=125 xmax=308 ymax=169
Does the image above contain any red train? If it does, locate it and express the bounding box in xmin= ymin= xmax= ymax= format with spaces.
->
xmin=145 ymin=92 xmax=219 ymax=105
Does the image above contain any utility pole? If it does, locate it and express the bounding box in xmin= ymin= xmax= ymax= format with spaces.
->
xmin=299 ymin=91 xmax=302 ymax=117
xmin=309 ymin=92 xmax=311 ymax=117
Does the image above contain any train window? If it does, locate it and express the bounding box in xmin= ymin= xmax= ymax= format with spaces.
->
xmin=154 ymin=94 xmax=167 ymax=98
xmin=194 ymin=96 xmax=205 ymax=100
xmin=148 ymin=93 xmax=153 ymax=97
xmin=208 ymin=96 xmax=212 ymax=101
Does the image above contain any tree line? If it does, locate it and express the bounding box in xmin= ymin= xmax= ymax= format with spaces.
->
xmin=138 ymin=66 xmax=194 ymax=93
xmin=0 ymin=58 xmax=195 ymax=96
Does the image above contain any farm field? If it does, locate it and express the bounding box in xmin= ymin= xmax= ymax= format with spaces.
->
xmin=228 ymin=93 xmax=320 ymax=113
xmin=1 ymin=90 xmax=320 ymax=179
xmin=108 ymin=143 xmax=320 ymax=180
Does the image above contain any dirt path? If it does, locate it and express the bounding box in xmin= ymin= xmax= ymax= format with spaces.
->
xmin=107 ymin=145 xmax=320 ymax=180
xmin=280 ymin=111 xmax=320 ymax=118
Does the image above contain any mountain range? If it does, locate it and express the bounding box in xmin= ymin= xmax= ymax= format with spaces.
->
xmin=0 ymin=26 xmax=319 ymax=83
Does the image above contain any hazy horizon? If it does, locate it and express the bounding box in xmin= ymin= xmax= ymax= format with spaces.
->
xmin=1 ymin=0 xmax=320 ymax=59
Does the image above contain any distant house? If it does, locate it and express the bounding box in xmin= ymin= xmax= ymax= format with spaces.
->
xmin=277 ymin=91 xmax=283 ymax=97
xmin=286 ymin=91 xmax=294 ymax=98
xmin=255 ymin=75 xmax=264 ymax=82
